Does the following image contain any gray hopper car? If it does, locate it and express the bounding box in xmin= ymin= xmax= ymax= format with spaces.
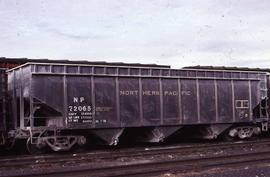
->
xmin=7 ymin=63 xmax=269 ymax=153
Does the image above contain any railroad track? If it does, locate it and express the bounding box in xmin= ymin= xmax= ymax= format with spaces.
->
xmin=1 ymin=139 xmax=270 ymax=177
xmin=1 ymin=138 xmax=270 ymax=167
xmin=45 ymin=150 xmax=270 ymax=177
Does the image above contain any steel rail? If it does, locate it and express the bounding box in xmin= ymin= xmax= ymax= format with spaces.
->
xmin=2 ymin=147 xmax=270 ymax=177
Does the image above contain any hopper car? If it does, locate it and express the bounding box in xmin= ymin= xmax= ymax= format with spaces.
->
xmin=2 ymin=62 xmax=268 ymax=153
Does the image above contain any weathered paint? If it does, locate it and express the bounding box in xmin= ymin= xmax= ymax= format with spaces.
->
xmin=7 ymin=63 xmax=269 ymax=130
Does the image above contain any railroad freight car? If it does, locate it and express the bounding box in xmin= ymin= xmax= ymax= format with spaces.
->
xmin=7 ymin=63 xmax=269 ymax=153
xmin=268 ymin=74 xmax=270 ymax=116
xmin=0 ymin=69 xmax=6 ymax=145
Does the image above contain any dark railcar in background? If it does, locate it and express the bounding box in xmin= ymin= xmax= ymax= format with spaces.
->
xmin=268 ymin=74 xmax=270 ymax=117
xmin=7 ymin=63 xmax=269 ymax=152
xmin=0 ymin=69 xmax=6 ymax=144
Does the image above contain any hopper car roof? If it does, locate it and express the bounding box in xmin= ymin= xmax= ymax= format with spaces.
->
xmin=185 ymin=65 xmax=270 ymax=73
xmin=0 ymin=57 xmax=170 ymax=69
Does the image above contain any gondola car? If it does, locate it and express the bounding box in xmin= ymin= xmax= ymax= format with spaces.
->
xmin=6 ymin=62 xmax=269 ymax=153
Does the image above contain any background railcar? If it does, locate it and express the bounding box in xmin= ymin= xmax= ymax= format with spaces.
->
xmin=0 ymin=69 xmax=6 ymax=144
xmin=261 ymin=73 xmax=270 ymax=119
xmin=7 ymin=63 xmax=269 ymax=152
